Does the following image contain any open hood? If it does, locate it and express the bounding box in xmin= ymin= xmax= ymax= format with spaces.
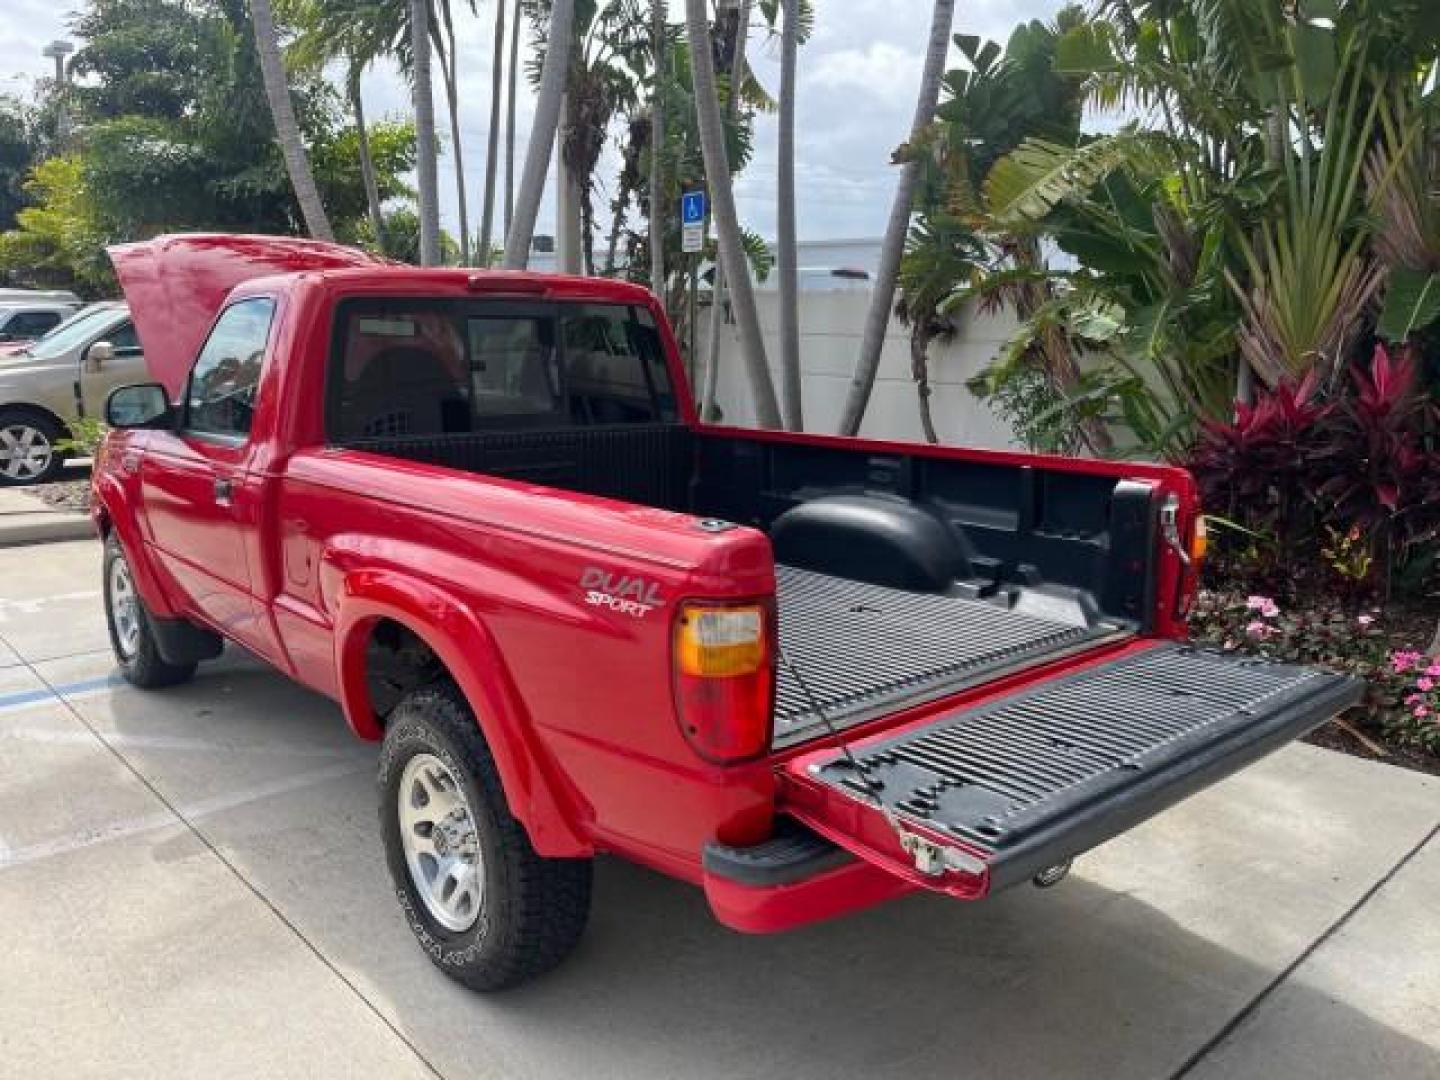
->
xmin=108 ymin=233 xmax=385 ymax=395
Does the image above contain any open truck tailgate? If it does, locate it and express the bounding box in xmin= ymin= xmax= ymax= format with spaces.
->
xmin=781 ymin=643 xmax=1363 ymax=896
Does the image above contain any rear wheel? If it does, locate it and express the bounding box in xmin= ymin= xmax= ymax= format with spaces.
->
xmin=103 ymin=534 xmax=197 ymax=688
xmin=378 ymin=682 xmax=592 ymax=991
xmin=0 ymin=409 xmax=64 ymax=487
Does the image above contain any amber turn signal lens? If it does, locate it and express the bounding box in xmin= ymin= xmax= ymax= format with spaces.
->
xmin=675 ymin=605 xmax=766 ymax=677
xmin=1190 ymin=516 xmax=1209 ymax=564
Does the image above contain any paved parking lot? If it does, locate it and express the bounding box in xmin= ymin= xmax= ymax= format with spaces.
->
xmin=0 ymin=538 xmax=1436 ymax=1079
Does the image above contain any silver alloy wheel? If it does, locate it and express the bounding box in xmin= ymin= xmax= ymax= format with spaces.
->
xmin=108 ymin=553 xmax=142 ymax=659
xmin=0 ymin=423 xmax=53 ymax=482
xmin=398 ymin=753 xmax=484 ymax=932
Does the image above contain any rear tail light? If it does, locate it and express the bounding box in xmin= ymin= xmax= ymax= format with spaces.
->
xmin=673 ymin=601 xmax=774 ymax=763
xmin=1190 ymin=514 xmax=1209 ymax=565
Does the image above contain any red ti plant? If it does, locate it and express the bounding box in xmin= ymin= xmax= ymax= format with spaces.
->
xmin=1188 ymin=370 xmax=1331 ymax=550
xmin=1310 ymin=345 xmax=1438 ymax=577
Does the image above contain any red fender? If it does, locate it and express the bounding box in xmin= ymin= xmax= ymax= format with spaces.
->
xmin=91 ymin=473 xmax=184 ymax=619
xmin=334 ymin=568 xmax=592 ymax=858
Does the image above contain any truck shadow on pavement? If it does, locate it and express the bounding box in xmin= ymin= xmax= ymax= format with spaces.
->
xmin=85 ymin=657 xmax=1438 ymax=1080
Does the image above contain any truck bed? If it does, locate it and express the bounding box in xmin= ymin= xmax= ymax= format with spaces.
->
xmin=773 ymin=567 xmax=1128 ymax=747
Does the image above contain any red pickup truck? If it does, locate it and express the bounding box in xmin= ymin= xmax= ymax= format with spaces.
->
xmin=93 ymin=234 xmax=1360 ymax=991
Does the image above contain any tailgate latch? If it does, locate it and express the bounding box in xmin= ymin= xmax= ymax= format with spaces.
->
xmin=895 ymin=825 xmax=987 ymax=878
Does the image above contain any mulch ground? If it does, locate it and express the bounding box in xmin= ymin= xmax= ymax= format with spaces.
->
xmin=29 ymin=479 xmax=90 ymax=514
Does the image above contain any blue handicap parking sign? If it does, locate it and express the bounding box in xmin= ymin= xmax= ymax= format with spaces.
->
xmin=681 ymin=190 xmax=707 ymax=225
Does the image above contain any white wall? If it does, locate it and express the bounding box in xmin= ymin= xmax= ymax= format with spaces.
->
xmin=705 ymin=290 xmax=1023 ymax=450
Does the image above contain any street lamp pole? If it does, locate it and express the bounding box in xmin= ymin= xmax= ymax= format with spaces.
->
xmin=42 ymin=40 xmax=74 ymax=147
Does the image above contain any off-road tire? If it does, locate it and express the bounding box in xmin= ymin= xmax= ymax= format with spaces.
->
xmin=103 ymin=533 xmax=197 ymax=688
xmin=378 ymin=682 xmax=593 ymax=991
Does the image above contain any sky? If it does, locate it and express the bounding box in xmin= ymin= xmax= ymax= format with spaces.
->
xmin=0 ymin=0 xmax=1069 ymax=242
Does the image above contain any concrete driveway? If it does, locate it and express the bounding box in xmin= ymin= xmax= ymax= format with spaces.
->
xmin=0 ymin=538 xmax=1436 ymax=1080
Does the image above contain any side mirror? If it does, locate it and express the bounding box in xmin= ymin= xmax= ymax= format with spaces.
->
xmin=84 ymin=340 xmax=115 ymax=374
xmin=105 ymin=383 xmax=173 ymax=430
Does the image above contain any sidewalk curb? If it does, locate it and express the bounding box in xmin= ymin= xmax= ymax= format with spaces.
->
xmin=0 ymin=516 xmax=95 ymax=548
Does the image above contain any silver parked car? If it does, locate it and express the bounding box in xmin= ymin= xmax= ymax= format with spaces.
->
xmin=0 ymin=301 xmax=147 ymax=485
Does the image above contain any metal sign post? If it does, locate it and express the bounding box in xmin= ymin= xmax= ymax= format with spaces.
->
xmin=681 ymin=191 xmax=708 ymax=392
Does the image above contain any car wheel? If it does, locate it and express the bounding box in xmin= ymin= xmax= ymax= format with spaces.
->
xmin=103 ymin=533 xmax=197 ymax=688
xmin=379 ymin=682 xmax=592 ymax=991
xmin=0 ymin=409 xmax=65 ymax=487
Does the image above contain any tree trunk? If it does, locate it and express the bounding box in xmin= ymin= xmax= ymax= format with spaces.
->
xmin=649 ymin=0 xmax=666 ymax=299
xmin=685 ymin=0 xmax=780 ymax=428
xmin=349 ymin=67 xmax=387 ymax=255
xmin=837 ymin=0 xmax=954 ymax=435
xmin=776 ymin=0 xmax=802 ymax=431
xmin=911 ymin=324 xmax=939 ymax=444
xmin=504 ymin=0 xmax=575 ymax=268
xmin=410 ymin=0 xmax=442 ymax=265
xmin=434 ymin=4 xmax=470 ymax=264
xmin=479 ymin=0 xmax=506 ymax=266
xmin=250 ymin=0 xmax=334 ymax=240
xmin=504 ymin=0 xmax=521 ymax=236
xmin=699 ymin=0 xmax=757 ymax=423
xmin=556 ymin=92 xmax=585 ymax=274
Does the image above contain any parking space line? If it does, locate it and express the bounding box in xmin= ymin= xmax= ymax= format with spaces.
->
xmin=0 ymin=760 xmax=368 ymax=872
xmin=0 ymin=675 xmax=116 ymax=713
xmin=0 ymin=723 xmax=362 ymax=759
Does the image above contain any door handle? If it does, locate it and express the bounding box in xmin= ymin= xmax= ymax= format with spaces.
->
xmin=214 ymin=477 xmax=234 ymax=507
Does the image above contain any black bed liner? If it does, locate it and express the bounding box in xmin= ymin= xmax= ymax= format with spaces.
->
xmin=773 ymin=566 xmax=1127 ymax=747
xmin=805 ymin=644 xmax=1363 ymax=889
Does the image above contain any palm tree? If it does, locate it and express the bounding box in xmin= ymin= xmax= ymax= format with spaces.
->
xmin=649 ymin=0 xmax=666 ymax=297
xmin=285 ymin=0 xmax=394 ymax=251
xmin=411 ymin=0 xmax=442 ymax=264
xmin=700 ymin=0 xmax=753 ymax=422
xmin=480 ymin=0 xmax=507 ymax=263
xmin=685 ymin=0 xmax=781 ymax=428
xmin=838 ymin=0 xmax=955 ymax=435
xmin=505 ymin=0 xmax=576 ymax=267
xmin=504 ymin=0 xmax=521 ymax=234
xmin=250 ymin=0 xmax=334 ymax=240
xmin=432 ymin=0 xmax=471 ymax=264
xmin=776 ymin=0 xmax=801 ymax=430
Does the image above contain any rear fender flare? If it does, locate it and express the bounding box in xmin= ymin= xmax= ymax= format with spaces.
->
xmin=334 ymin=569 xmax=590 ymax=858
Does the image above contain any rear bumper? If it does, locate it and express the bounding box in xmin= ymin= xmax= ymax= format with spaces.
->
xmin=702 ymin=821 xmax=913 ymax=933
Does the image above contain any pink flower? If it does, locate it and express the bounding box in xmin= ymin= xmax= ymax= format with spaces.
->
xmin=1427 ymin=662 xmax=1440 ymax=678
xmin=1391 ymin=650 xmax=1424 ymax=674
xmin=1417 ymin=678 xmax=1434 ymax=693
xmin=1357 ymin=614 xmax=1375 ymax=629
xmin=1406 ymin=693 xmax=1422 ymax=705
xmin=1244 ymin=596 xmax=1280 ymax=618
xmin=1414 ymin=705 xmax=1430 ymax=719
xmin=1245 ymin=620 xmax=1274 ymax=640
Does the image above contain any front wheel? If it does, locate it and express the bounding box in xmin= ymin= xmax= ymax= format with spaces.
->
xmin=0 ymin=409 xmax=65 ymax=487
xmin=103 ymin=534 xmax=197 ymax=688
xmin=378 ymin=682 xmax=592 ymax=991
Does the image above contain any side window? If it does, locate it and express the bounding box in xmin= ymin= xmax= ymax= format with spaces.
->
xmin=186 ymin=298 xmax=276 ymax=439
xmin=7 ymin=311 xmax=61 ymax=338
xmin=108 ymin=321 xmax=142 ymax=354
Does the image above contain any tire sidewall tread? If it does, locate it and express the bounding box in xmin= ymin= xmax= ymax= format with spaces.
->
xmin=378 ymin=682 xmax=591 ymax=992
